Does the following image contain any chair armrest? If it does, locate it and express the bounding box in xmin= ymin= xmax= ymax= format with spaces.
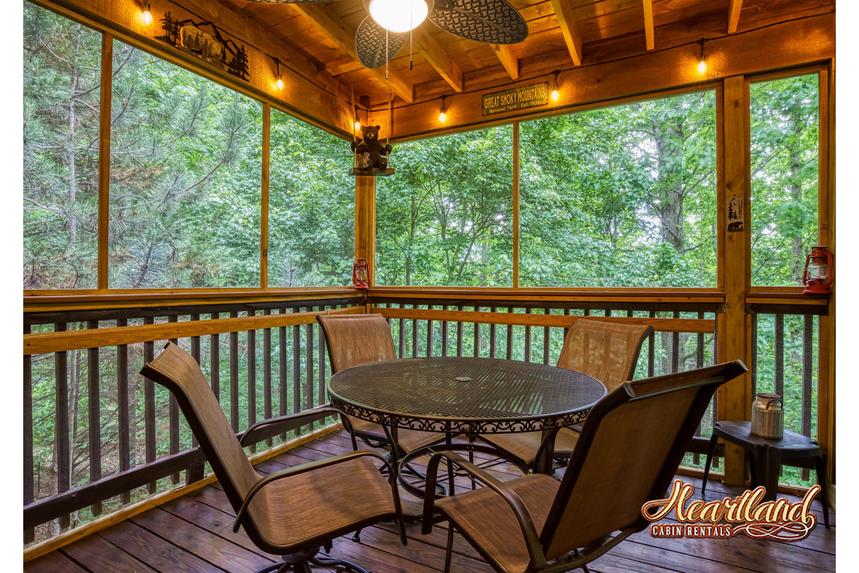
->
xmin=240 ymin=405 xmax=351 ymax=446
xmin=422 ymin=451 xmax=547 ymax=570
xmin=232 ymin=450 xmax=391 ymax=533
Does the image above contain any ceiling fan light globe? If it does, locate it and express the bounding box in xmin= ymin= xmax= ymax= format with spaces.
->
xmin=368 ymin=0 xmax=429 ymax=33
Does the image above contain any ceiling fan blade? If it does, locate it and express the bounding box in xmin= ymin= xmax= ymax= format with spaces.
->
xmin=429 ymin=0 xmax=528 ymax=44
xmin=355 ymin=16 xmax=409 ymax=69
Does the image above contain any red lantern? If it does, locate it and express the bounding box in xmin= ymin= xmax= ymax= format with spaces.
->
xmin=352 ymin=258 xmax=369 ymax=289
xmin=802 ymin=245 xmax=833 ymax=295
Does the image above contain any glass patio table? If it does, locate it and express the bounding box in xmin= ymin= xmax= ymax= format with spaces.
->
xmin=328 ymin=357 xmax=606 ymax=497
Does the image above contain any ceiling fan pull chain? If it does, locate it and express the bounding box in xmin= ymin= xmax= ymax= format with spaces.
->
xmin=385 ymin=29 xmax=389 ymax=80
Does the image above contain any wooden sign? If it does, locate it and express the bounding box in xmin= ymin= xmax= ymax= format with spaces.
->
xmin=482 ymin=83 xmax=549 ymax=116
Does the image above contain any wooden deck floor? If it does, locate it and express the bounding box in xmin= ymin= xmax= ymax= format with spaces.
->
xmin=25 ymin=430 xmax=835 ymax=573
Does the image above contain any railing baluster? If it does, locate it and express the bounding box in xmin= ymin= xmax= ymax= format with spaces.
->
xmin=264 ymin=310 xmax=273 ymax=447
xmin=86 ymin=321 xmax=103 ymax=516
xmin=456 ymin=306 xmax=464 ymax=357
xmin=398 ymin=304 xmax=406 ymax=358
xmin=441 ymin=305 xmax=449 ymax=357
xmin=230 ymin=312 xmax=240 ymax=433
xmin=247 ymin=311 xmax=257 ymax=453
xmin=54 ymin=322 xmax=70 ymax=529
xmin=506 ymin=306 xmax=513 ymax=360
xmin=489 ymin=306 xmax=497 ymax=358
xmin=427 ymin=305 xmax=434 ymax=357
xmin=305 ymin=307 xmax=314 ymax=418
xmin=564 ymin=308 xmax=571 ymax=340
xmin=279 ymin=308 xmax=288 ymax=440
xmin=188 ymin=314 xmax=204 ymax=483
xmin=775 ymin=314 xmax=785 ymax=397
xmin=210 ymin=313 xmax=220 ymax=403
xmin=167 ymin=316 xmax=180 ymax=484
xmin=543 ymin=308 xmax=550 ymax=365
xmin=671 ymin=311 xmax=680 ymax=373
xmin=524 ymin=308 xmax=531 ymax=362
xmin=802 ymin=314 xmax=814 ymax=481
xmin=693 ymin=311 xmax=705 ymax=465
xmin=750 ymin=312 xmax=758 ymax=397
xmin=473 ymin=306 xmax=480 ymax=357
xmin=411 ymin=306 xmax=418 ymax=358
xmin=24 ymin=323 xmax=34 ymax=543
xmin=318 ymin=308 xmax=327 ymax=409
xmin=647 ymin=311 xmax=655 ymax=377
xmin=292 ymin=308 xmax=301 ymax=423
xmin=143 ymin=318 xmax=155 ymax=494
xmin=116 ymin=318 xmax=131 ymax=504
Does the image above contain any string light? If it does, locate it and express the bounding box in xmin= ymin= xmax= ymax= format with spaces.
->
xmin=550 ymin=70 xmax=561 ymax=103
xmin=140 ymin=1 xmax=153 ymax=26
xmin=696 ymin=39 xmax=708 ymax=75
xmin=438 ymin=96 xmax=447 ymax=124
xmin=274 ymin=58 xmax=284 ymax=90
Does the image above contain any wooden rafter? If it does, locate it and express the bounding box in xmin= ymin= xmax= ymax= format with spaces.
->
xmin=728 ymin=0 xmax=744 ymax=33
xmin=643 ymin=0 xmax=655 ymax=50
xmin=416 ymin=30 xmax=464 ymax=93
xmin=290 ymin=4 xmax=414 ymax=103
xmin=550 ymin=0 xmax=583 ymax=65
xmin=492 ymin=44 xmax=519 ymax=80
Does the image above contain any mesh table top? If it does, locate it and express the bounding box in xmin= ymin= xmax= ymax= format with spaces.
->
xmin=328 ymin=357 xmax=607 ymax=434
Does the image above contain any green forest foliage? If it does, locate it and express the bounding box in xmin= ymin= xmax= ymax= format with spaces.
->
xmin=520 ymin=91 xmax=717 ymax=287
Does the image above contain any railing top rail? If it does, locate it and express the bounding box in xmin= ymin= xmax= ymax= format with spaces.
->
xmin=24 ymin=306 xmax=364 ymax=355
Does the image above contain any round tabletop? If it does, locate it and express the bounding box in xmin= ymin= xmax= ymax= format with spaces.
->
xmin=328 ymin=357 xmax=606 ymax=434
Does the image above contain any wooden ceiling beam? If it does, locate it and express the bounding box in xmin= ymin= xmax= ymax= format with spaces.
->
xmin=643 ymin=0 xmax=655 ymax=50
xmin=550 ymin=0 xmax=583 ymax=65
xmin=728 ymin=0 xmax=744 ymax=33
xmin=290 ymin=4 xmax=414 ymax=103
xmin=492 ymin=44 xmax=520 ymax=80
xmin=326 ymin=57 xmax=364 ymax=77
xmin=415 ymin=31 xmax=464 ymax=93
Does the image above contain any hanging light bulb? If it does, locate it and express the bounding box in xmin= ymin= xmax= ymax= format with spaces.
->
xmin=274 ymin=58 xmax=284 ymax=90
xmin=550 ymin=71 xmax=561 ymax=103
xmin=696 ymin=39 xmax=708 ymax=75
xmin=140 ymin=1 xmax=153 ymax=26
xmin=354 ymin=119 xmax=362 ymax=132
xmin=438 ymin=96 xmax=447 ymax=124
xmin=368 ymin=0 xmax=428 ymax=33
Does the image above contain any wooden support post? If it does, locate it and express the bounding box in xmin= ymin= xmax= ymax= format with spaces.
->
xmin=355 ymin=176 xmax=376 ymax=287
xmin=97 ymin=33 xmax=112 ymax=290
xmin=512 ymin=122 xmax=520 ymax=288
xmin=260 ymin=103 xmax=271 ymax=288
xmin=718 ymin=75 xmax=751 ymax=486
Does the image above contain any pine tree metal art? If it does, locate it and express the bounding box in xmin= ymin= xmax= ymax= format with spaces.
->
xmin=158 ymin=13 xmax=250 ymax=81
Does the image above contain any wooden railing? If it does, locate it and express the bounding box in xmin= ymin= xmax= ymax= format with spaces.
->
xmin=367 ymin=291 xmax=722 ymax=461
xmin=23 ymin=287 xmax=830 ymax=549
xmin=23 ymin=294 xmax=362 ymax=545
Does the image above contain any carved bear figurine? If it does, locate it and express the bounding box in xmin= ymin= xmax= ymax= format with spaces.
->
xmin=351 ymin=125 xmax=392 ymax=170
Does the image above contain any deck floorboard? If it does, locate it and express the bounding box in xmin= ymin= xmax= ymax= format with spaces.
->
xmin=25 ymin=430 xmax=835 ymax=572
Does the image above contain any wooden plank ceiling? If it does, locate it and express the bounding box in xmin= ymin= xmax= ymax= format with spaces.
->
xmin=221 ymin=0 xmax=834 ymax=109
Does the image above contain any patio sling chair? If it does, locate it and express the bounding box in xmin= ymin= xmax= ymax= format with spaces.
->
xmin=317 ymin=313 xmax=446 ymax=460
xmin=422 ymin=360 xmax=748 ymax=573
xmin=479 ymin=319 xmax=653 ymax=472
xmin=141 ymin=342 xmax=406 ymax=573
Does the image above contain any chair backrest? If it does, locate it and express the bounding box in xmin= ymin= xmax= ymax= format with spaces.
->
xmin=318 ymin=313 xmax=396 ymax=374
xmin=557 ymin=319 xmax=653 ymax=392
xmin=140 ymin=343 xmax=262 ymax=519
xmin=539 ymin=360 xmax=747 ymax=559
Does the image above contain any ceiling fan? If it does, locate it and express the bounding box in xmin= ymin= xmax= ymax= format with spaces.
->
xmin=247 ymin=0 xmax=529 ymax=69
